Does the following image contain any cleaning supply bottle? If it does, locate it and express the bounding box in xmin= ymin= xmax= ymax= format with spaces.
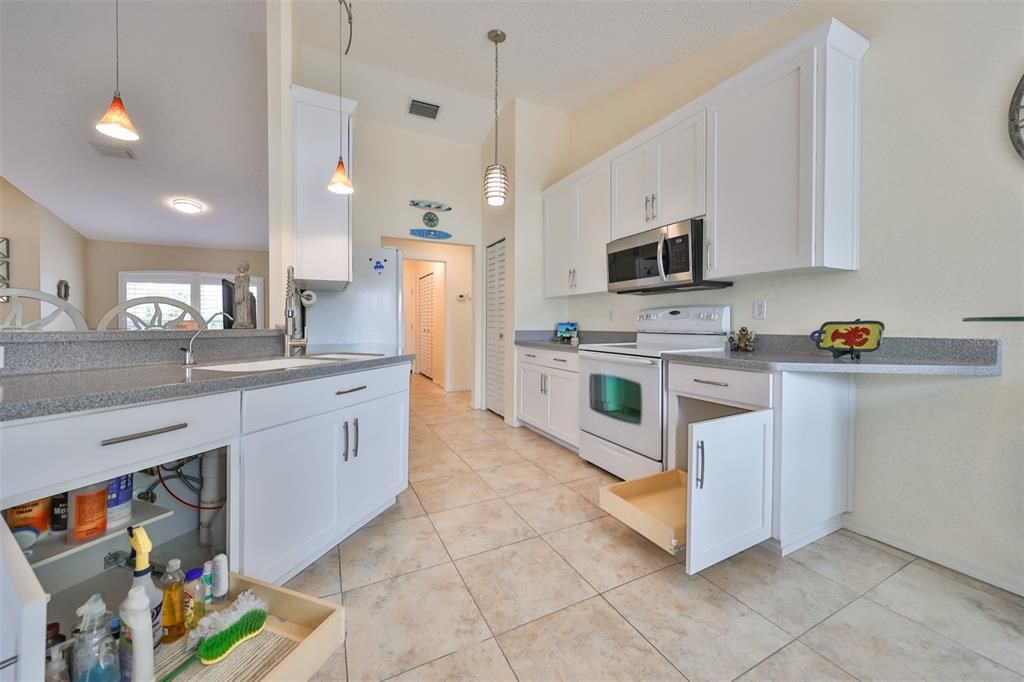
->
xmin=201 ymin=561 xmax=214 ymax=607
xmin=68 ymin=482 xmax=109 ymax=544
xmin=182 ymin=567 xmax=205 ymax=630
xmin=118 ymin=586 xmax=154 ymax=682
xmin=125 ymin=526 xmax=163 ymax=650
xmin=160 ymin=559 xmax=186 ymax=644
xmin=45 ymin=641 xmax=72 ymax=682
xmin=70 ymin=594 xmax=119 ymax=682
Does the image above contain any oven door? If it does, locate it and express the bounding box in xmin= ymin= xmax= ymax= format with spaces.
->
xmin=578 ymin=351 xmax=663 ymax=461
xmin=606 ymin=220 xmax=697 ymax=293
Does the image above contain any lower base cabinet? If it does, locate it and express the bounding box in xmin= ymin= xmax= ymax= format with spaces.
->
xmin=516 ymin=348 xmax=579 ymax=447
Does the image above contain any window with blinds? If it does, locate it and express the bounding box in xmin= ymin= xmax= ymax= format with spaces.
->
xmin=118 ymin=271 xmax=263 ymax=329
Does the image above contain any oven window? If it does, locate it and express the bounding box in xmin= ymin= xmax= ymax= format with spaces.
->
xmin=589 ymin=375 xmax=643 ymax=424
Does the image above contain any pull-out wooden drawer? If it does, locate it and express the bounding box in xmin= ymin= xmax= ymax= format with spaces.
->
xmin=517 ymin=347 xmax=578 ymax=373
xmin=599 ymin=470 xmax=687 ymax=555
xmin=668 ymin=363 xmax=772 ymax=409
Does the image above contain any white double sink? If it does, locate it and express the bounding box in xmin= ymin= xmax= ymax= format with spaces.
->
xmin=200 ymin=353 xmax=384 ymax=373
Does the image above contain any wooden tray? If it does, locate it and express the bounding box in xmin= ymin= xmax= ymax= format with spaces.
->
xmin=599 ymin=470 xmax=687 ymax=555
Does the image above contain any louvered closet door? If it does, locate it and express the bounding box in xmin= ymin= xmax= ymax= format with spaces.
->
xmin=485 ymin=240 xmax=507 ymax=416
xmin=417 ymin=272 xmax=435 ymax=380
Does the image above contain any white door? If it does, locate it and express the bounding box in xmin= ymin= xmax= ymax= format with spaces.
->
xmin=0 ymin=521 xmax=47 ymax=681
xmin=575 ymin=166 xmax=611 ymax=295
xmin=686 ymin=409 xmax=774 ymax=574
xmin=417 ymin=272 xmax=436 ymax=380
xmin=545 ymin=367 xmax=579 ymax=446
xmin=705 ymin=51 xmax=814 ymax=279
xmin=542 ymin=184 xmax=577 ymax=298
xmin=652 ymin=111 xmax=706 ymax=226
xmin=339 ymin=393 xmax=409 ymax=532
xmin=240 ymin=411 xmax=344 ymax=582
xmin=610 ymin=142 xmax=653 ymax=240
xmin=518 ymin=364 xmax=548 ymax=428
xmin=485 ymin=240 xmax=507 ymax=416
xmin=292 ymin=88 xmax=352 ymax=286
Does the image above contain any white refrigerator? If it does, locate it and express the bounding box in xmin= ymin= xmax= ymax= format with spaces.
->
xmin=305 ymin=247 xmax=403 ymax=354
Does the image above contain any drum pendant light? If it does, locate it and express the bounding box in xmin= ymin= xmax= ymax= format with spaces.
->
xmin=95 ymin=0 xmax=139 ymax=141
xmin=483 ymin=30 xmax=509 ymax=207
xmin=327 ymin=0 xmax=354 ymax=194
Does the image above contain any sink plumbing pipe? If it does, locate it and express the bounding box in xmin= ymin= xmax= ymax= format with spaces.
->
xmin=199 ymin=448 xmax=227 ymax=548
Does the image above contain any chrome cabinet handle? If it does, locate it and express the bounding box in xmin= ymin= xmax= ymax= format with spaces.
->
xmin=342 ymin=421 xmax=350 ymax=462
xmin=336 ymin=385 xmax=367 ymax=396
xmin=696 ymin=440 xmax=705 ymax=490
xmin=101 ymin=423 xmax=188 ymax=447
xmin=644 ymin=195 xmax=651 ymax=222
xmin=352 ymin=418 xmax=360 ymax=458
xmin=693 ymin=378 xmax=729 ymax=388
xmin=525 ymin=353 xmax=537 ymax=358
xmin=553 ymin=357 xmax=567 ymax=363
xmin=652 ymin=193 xmax=657 ymax=219
xmin=705 ymin=240 xmax=712 ymax=269
xmin=541 ymin=374 xmax=547 ymax=394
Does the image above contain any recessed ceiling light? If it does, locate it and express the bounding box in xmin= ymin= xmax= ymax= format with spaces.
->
xmin=170 ymin=198 xmax=204 ymax=215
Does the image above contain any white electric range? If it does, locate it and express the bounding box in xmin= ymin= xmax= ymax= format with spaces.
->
xmin=577 ymin=305 xmax=731 ymax=480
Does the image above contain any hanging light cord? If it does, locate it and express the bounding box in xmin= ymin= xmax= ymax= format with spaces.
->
xmin=493 ymin=36 xmax=500 ymax=164
xmin=114 ymin=0 xmax=120 ymax=95
xmin=339 ymin=0 xmax=353 ymax=154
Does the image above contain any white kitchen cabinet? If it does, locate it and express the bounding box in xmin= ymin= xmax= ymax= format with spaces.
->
xmin=705 ymin=24 xmax=868 ymax=279
xmin=611 ymin=110 xmax=706 ymax=240
xmin=239 ymin=410 xmax=345 ymax=582
xmin=292 ymin=85 xmax=357 ymax=289
xmin=517 ymin=348 xmax=579 ymax=447
xmin=338 ymin=391 xmax=409 ymax=532
xmin=542 ymin=164 xmax=611 ymax=298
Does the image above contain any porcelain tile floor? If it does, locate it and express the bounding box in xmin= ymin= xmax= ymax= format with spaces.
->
xmin=300 ymin=375 xmax=1022 ymax=681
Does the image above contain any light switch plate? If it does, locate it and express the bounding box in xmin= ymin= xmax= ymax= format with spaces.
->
xmin=752 ymin=300 xmax=767 ymax=320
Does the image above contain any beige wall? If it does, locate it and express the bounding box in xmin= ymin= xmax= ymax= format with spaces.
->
xmin=553 ymin=2 xmax=1023 ymax=591
xmin=0 ymin=177 xmax=44 ymax=321
xmin=38 ymin=206 xmax=87 ymax=331
xmin=384 ymin=237 xmax=474 ymax=392
xmin=84 ymin=240 xmax=269 ymax=328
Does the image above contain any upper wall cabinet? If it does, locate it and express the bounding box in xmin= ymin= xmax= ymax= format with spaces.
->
xmin=543 ymin=164 xmax=611 ymax=298
xmin=610 ymin=110 xmax=706 ymax=240
xmin=705 ymin=23 xmax=869 ymax=279
xmin=292 ymin=85 xmax=357 ymax=289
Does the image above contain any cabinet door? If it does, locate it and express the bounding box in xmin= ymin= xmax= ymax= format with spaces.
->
xmin=240 ymin=411 xmax=344 ymax=582
xmin=542 ymin=184 xmax=577 ymax=298
xmin=544 ymin=368 xmax=579 ymax=447
xmin=652 ymin=111 xmax=706 ymax=226
xmin=339 ymin=392 xmax=409 ymax=532
xmin=705 ymin=51 xmax=814 ymax=279
xmin=686 ymin=409 xmax=773 ymax=574
xmin=574 ymin=166 xmax=611 ymax=295
xmin=518 ymin=364 xmax=548 ymax=428
xmin=293 ymin=93 xmax=352 ymax=286
xmin=610 ymin=143 xmax=652 ymax=240
xmin=0 ymin=521 xmax=46 ymax=682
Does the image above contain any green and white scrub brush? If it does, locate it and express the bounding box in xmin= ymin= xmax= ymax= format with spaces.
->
xmin=161 ymin=590 xmax=268 ymax=681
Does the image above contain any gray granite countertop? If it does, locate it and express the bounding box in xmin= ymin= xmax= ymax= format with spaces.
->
xmin=514 ymin=330 xmax=635 ymax=353
xmin=0 ymin=351 xmax=414 ymax=422
xmin=515 ymin=339 xmax=582 ymax=352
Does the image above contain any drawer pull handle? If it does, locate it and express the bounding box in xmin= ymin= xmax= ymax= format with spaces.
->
xmin=0 ymin=656 xmax=18 ymax=671
xmin=525 ymin=353 xmax=537 ymax=358
xmin=696 ymin=440 xmax=706 ymax=490
xmin=342 ymin=421 xmax=350 ymax=462
xmin=693 ymin=378 xmax=729 ymax=388
xmin=336 ymin=385 xmax=368 ymax=396
xmin=353 ymin=418 xmax=360 ymax=458
xmin=101 ymin=423 xmax=188 ymax=447
xmin=553 ymin=357 xmax=567 ymax=363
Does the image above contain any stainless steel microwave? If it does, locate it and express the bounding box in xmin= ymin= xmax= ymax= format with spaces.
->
xmin=606 ymin=219 xmax=731 ymax=294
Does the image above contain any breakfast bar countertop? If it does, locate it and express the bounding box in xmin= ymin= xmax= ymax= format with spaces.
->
xmin=0 ymin=351 xmax=415 ymax=422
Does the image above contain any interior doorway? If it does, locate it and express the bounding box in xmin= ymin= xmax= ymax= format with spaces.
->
xmin=403 ymin=259 xmax=446 ymax=387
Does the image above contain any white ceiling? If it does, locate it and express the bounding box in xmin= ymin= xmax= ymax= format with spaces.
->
xmin=0 ymin=0 xmax=269 ymax=249
xmin=293 ymin=0 xmax=802 ymax=112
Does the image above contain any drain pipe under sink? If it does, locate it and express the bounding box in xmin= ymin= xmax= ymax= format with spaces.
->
xmin=199 ymin=449 xmax=227 ymax=548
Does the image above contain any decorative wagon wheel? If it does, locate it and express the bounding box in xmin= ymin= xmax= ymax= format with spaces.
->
xmin=96 ymin=297 xmax=203 ymax=330
xmin=0 ymin=288 xmax=89 ymax=331
xmin=1010 ymin=73 xmax=1024 ymax=160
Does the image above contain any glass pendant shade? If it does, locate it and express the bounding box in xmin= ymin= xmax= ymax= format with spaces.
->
xmin=483 ymin=163 xmax=509 ymax=207
xmin=327 ymin=157 xmax=354 ymax=194
xmin=95 ymin=94 xmax=139 ymax=141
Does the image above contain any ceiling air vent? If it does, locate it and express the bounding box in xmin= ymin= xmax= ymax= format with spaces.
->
xmin=408 ymin=99 xmax=440 ymax=120
xmin=92 ymin=143 xmax=137 ymax=160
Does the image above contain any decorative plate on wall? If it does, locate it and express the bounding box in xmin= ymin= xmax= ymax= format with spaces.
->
xmin=1010 ymin=73 xmax=1024 ymax=160
xmin=410 ymin=228 xmax=452 ymax=240
xmin=422 ymin=211 xmax=439 ymax=228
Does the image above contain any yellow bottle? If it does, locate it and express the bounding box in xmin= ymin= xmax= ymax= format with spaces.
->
xmin=183 ymin=567 xmax=206 ymax=629
xmin=160 ymin=558 xmax=186 ymax=643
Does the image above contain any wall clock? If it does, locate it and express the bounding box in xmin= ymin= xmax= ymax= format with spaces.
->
xmin=1010 ymin=73 xmax=1024 ymax=160
xmin=422 ymin=211 xmax=440 ymax=228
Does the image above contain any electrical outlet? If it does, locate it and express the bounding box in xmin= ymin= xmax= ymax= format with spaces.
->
xmin=752 ymin=300 xmax=767 ymax=320
xmin=608 ymin=309 xmax=615 ymax=322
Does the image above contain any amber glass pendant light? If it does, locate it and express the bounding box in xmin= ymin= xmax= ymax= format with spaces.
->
xmin=483 ymin=30 xmax=509 ymax=207
xmin=327 ymin=0 xmax=354 ymax=194
xmin=95 ymin=0 xmax=139 ymax=141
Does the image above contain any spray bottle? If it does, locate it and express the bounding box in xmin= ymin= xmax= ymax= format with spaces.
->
xmin=70 ymin=594 xmax=118 ymax=682
xmin=45 ymin=641 xmax=72 ymax=682
xmin=125 ymin=526 xmax=164 ymax=650
xmin=118 ymin=586 xmax=154 ymax=682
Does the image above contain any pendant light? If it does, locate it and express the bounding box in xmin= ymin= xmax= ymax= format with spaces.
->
xmin=483 ymin=29 xmax=509 ymax=207
xmin=95 ymin=0 xmax=139 ymax=141
xmin=327 ymin=0 xmax=354 ymax=195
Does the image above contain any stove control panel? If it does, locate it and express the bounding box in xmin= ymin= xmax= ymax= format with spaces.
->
xmin=635 ymin=305 xmax=731 ymax=334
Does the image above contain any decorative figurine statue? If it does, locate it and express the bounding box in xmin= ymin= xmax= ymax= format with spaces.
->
xmin=233 ymin=261 xmax=256 ymax=329
xmin=729 ymin=327 xmax=756 ymax=352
